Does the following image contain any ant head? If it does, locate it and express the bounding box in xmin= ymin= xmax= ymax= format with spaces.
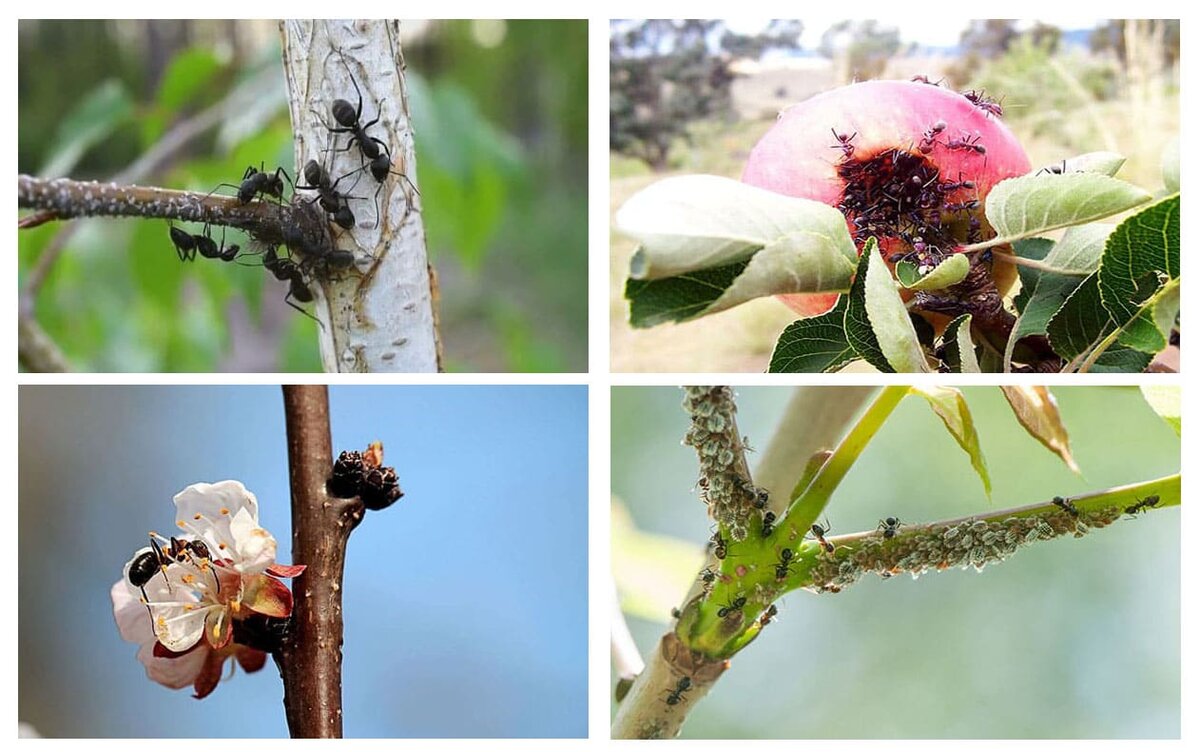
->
xmin=369 ymin=153 xmax=392 ymax=182
xmin=303 ymin=160 xmax=324 ymax=186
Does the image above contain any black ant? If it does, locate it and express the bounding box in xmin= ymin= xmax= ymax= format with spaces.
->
xmin=211 ymin=163 xmax=290 ymax=205
xmin=670 ymin=607 xmax=682 ymax=619
xmin=1051 ymin=496 xmax=1079 ymax=517
xmin=194 ymin=225 xmax=242 ymax=262
xmin=947 ymin=133 xmax=987 ymax=155
xmin=262 ymin=247 xmax=321 ymax=324
xmin=831 ymin=129 xmax=856 ymax=159
xmin=168 ymin=225 xmax=197 ymax=262
xmin=912 ymin=75 xmax=944 ymax=86
xmin=809 ymin=518 xmax=834 ymax=553
xmin=663 ymin=676 xmax=692 ymax=706
xmin=1124 ymin=494 xmax=1160 ymax=518
xmin=698 ymin=567 xmax=718 ymax=594
xmin=295 ymin=159 xmax=362 ymax=230
xmin=717 ymin=595 xmax=746 ymax=618
xmin=753 ymin=488 xmax=769 ymax=510
xmin=128 ymin=534 xmax=215 ymax=607
xmin=775 ymin=548 xmax=794 ymax=580
xmin=710 ymin=530 xmax=728 ymax=560
xmin=918 ymin=119 xmax=947 ymax=154
xmin=963 ymin=89 xmax=1003 ymax=117
xmin=761 ymin=511 xmax=776 ymax=537
xmin=1037 ymin=160 xmax=1068 ymax=176
xmin=944 ymin=199 xmax=979 ymax=213
xmin=877 ymin=517 xmax=902 ymax=538
xmin=941 ymin=177 xmax=976 ymax=192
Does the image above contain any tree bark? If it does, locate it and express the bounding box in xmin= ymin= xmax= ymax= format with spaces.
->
xmin=279 ymin=20 xmax=441 ymax=372
xmin=277 ymin=385 xmax=365 ymax=737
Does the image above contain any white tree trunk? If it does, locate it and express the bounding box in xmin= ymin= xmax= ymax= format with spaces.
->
xmin=280 ymin=20 xmax=440 ymax=372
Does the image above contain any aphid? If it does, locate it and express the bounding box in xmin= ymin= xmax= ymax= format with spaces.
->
xmin=168 ymin=225 xmax=197 ymax=262
xmin=1051 ymin=496 xmax=1079 ymax=518
xmin=877 ymin=516 xmax=902 ymax=539
xmin=710 ymin=530 xmax=727 ymax=560
xmin=809 ymin=518 xmax=834 ymax=553
xmin=775 ymin=547 xmax=794 ymax=580
xmin=759 ymin=604 xmax=779 ymax=626
xmin=670 ymin=607 xmax=682 ymax=619
xmin=761 ymin=510 xmax=777 ymax=538
xmin=663 ymin=676 xmax=692 ymax=706
xmin=1124 ymin=494 xmax=1160 ymax=518
xmin=717 ymin=595 xmax=747 ymax=618
xmin=830 ymin=128 xmax=857 ymax=158
xmin=753 ymin=488 xmax=769 ymax=510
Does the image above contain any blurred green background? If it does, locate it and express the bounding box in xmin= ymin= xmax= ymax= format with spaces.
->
xmin=609 ymin=19 xmax=1180 ymax=371
xmin=18 ymin=19 xmax=587 ymax=372
xmin=612 ymin=386 xmax=1179 ymax=738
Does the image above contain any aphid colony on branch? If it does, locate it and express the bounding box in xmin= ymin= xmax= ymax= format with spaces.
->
xmin=165 ymin=50 xmax=418 ymax=320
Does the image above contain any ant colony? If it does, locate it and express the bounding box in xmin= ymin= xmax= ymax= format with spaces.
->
xmin=166 ymin=49 xmax=418 ymax=322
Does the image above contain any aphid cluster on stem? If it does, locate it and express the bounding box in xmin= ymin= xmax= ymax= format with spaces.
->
xmin=682 ymin=387 xmax=757 ymax=540
xmin=327 ymin=440 xmax=404 ymax=510
xmin=806 ymin=506 xmax=1125 ymax=594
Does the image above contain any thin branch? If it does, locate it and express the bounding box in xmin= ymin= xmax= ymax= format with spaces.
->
xmin=17 ymin=316 xmax=71 ymax=372
xmin=277 ymin=385 xmax=365 ymax=738
xmin=989 ymin=252 xmax=1091 ymax=276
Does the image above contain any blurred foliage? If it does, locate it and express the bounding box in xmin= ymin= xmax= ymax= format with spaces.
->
xmin=610 ymin=20 xmax=801 ymax=170
xmin=818 ymin=20 xmax=901 ymax=80
xmin=18 ymin=19 xmax=586 ymax=372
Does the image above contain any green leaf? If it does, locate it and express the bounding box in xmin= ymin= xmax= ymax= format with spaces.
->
xmin=845 ymin=239 xmax=930 ymax=373
xmin=41 ymin=79 xmax=134 ymax=178
xmin=1162 ymin=138 xmax=1179 ymax=193
xmin=910 ymin=386 xmax=990 ymax=499
xmin=999 ymin=387 xmax=1079 ymax=473
xmin=1116 ymin=278 xmax=1180 ymax=354
xmin=155 ymin=48 xmax=222 ymax=112
xmin=1004 ymin=227 xmax=1112 ymax=370
xmin=618 ymin=175 xmax=857 ymax=281
xmin=1097 ymin=193 xmax=1179 ymax=326
xmin=1043 ymin=272 xmax=1150 ymax=371
xmin=895 ymin=254 xmax=970 ymax=290
xmin=1036 ymin=152 xmax=1126 ymax=177
xmin=768 ymin=296 xmax=855 ymax=373
xmin=625 ymin=260 xmax=747 ymax=328
xmin=985 ymin=172 xmax=1153 ymax=245
xmin=612 ymin=498 xmax=706 ymax=623
xmin=940 ymin=314 xmax=979 ymax=373
xmin=1011 ymin=238 xmax=1056 ymax=316
xmin=1139 ymin=385 xmax=1180 ymax=436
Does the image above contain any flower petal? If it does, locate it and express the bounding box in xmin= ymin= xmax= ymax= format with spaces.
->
xmin=205 ymin=607 xmax=233 ymax=650
xmin=137 ymin=639 xmax=210 ymax=690
xmin=112 ymin=558 xmax=157 ymax=646
xmin=173 ymin=481 xmax=263 ymax=567
xmin=265 ymin=563 xmax=307 ymax=578
xmin=236 ymin=647 xmax=268 ymax=674
xmin=192 ymin=649 xmax=227 ymax=699
xmin=242 ymin=574 xmax=294 ymax=618
xmin=227 ymin=507 xmax=277 ymax=574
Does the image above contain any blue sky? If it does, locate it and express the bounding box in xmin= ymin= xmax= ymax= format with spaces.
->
xmin=19 ymin=385 xmax=588 ymax=738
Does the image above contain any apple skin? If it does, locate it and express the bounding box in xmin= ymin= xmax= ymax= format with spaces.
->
xmin=741 ymin=80 xmax=1031 ymax=317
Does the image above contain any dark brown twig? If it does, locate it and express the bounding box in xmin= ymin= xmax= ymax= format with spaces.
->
xmin=277 ymin=385 xmax=365 ymax=738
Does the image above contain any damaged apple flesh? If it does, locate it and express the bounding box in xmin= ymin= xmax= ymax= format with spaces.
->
xmin=741 ymin=80 xmax=1031 ymax=318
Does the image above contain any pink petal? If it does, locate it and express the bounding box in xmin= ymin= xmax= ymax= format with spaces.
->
xmin=192 ymin=650 xmax=227 ymax=699
xmin=242 ymin=574 xmax=294 ymax=618
xmin=138 ymin=640 xmax=209 ymax=690
xmin=265 ymin=563 xmax=307 ymax=578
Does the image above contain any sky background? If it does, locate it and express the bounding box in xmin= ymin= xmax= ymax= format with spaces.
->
xmin=19 ymin=385 xmax=587 ymax=738
xmin=724 ymin=17 xmax=1105 ymax=49
xmin=613 ymin=386 xmax=1180 ymax=738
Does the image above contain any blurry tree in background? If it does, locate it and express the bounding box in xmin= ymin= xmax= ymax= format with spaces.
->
xmin=818 ymin=20 xmax=901 ymax=82
xmin=17 ymin=19 xmax=586 ymax=373
xmin=610 ymin=20 xmax=802 ymax=170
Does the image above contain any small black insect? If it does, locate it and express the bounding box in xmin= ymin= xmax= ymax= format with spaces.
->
xmin=717 ymin=595 xmax=747 ymax=619
xmin=663 ymin=676 xmax=692 ymax=706
xmin=168 ymin=225 xmax=197 ymax=262
xmin=944 ymin=199 xmax=979 ymax=214
xmin=710 ymin=530 xmax=727 ymax=560
xmin=947 ymin=133 xmax=987 ymax=155
xmin=1037 ymin=160 xmax=1068 ymax=176
xmin=670 ymin=607 xmax=682 ymax=619
xmin=233 ymin=164 xmax=289 ymax=205
xmin=761 ymin=510 xmax=777 ymax=538
xmin=295 ymin=159 xmax=362 ymax=230
xmin=963 ymin=89 xmax=1003 ymax=117
xmin=877 ymin=517 xmax=902 ymax=539
xmin=775 ymin=547 xmax=794 ymax=580
xmin=1124 ymin=494 xmax=1160 ymax=519
xmin=1051 ymin=496 xmax=1079 ymax=517
xmin=809 ymin=518 xmax=834 ymax=554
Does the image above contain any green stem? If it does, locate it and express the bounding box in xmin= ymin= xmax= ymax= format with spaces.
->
xmin=1074 ymin=278 xmax=1179 ymax=373
xmin=784 ymin=385 xmax=908 ymax=533
xmin=989 ymin=252 xmax=1090 ymax=277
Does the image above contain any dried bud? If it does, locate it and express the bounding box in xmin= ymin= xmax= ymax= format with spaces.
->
xmin=328 ymin=450 xmax=364 ymax=498
xmin=361 ymin=465 xmax=404 ymax=511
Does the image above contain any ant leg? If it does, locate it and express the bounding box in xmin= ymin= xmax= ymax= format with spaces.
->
xmin=284 ymin=292 xmax=325 ymax=329
xmin=337 ymin=47 xmax=364 ymax=123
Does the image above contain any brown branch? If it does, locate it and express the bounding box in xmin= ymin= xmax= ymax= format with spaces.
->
xmin=17 ymin=316 xmax=71 ymax=372
xmin=277 ymin=385 xmax=365 ymax=738
xmin=18 ymin=175 xmax=332 ymax=255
